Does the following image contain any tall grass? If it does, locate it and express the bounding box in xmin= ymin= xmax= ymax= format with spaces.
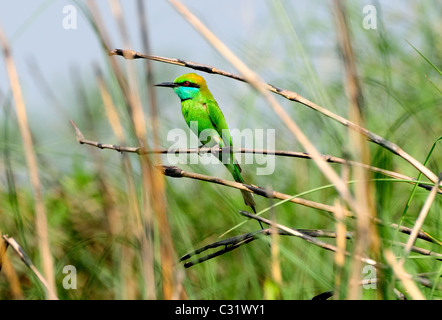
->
xmin=0 ymin=0 xmax=440 ymax=299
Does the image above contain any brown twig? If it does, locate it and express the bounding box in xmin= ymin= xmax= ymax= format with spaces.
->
xmin=158 ymin=165 xmax=352 ymax=217
xmin=180 ymin=228 xmax=352 ymax=268
xmin=240 ymin=211 xmax=441 ymax=261
xmin=69 ymin=119 xmax=435 ymax=192
xmin=109 ymin=47 xmax=441 ymax=188
xmin=2 ymin=235 xmax=58 ymax=300
xmin=0 ymin=235 xmax=23 ymax=298
xmin=391 ymin=240 xmax=442 ymax=261
xmin=240 ymin=210 xmax=377 ymax=266
xmin=181 ymin=232 xmax=257 ymax=268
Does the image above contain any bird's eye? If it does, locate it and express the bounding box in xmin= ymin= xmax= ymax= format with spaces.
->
xmin=183 ymin=81 xmax=190 ymax=86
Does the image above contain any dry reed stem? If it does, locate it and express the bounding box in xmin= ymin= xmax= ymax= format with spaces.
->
xmin=332 ymin=0 xmax=379 ymax=300
xmin=95 ymin=65 xmax=146 ymax=299
xmin=0 ymin=235 xmax=24 ymax=299
xmin=2 ymin=235 xmax=58 ymax=300
xmin=95 ymin=66 xmax=126 ymax=143
xmin=400 ymin=174 xmax=442 ymax=264
xmin=104 ymin=0 xmax=157 ymax=298
xmin=88 ymin=0 xmax=177 ymax=299
xmin=135 ymin=0 xmax=180 ymax=299
xmin=0 ymin=237 xmax=7 ymax=272
xmin=384 ymin=250 xmax=425 ymax=300
xmin=89 ymin=0 xmax=149 ymax=298
xmin=333 ymin=199 xmax=347 ymax=299
xmin=136 ymin=0 xmax=161 ymax=150
xmin=73 ymin=67 xmax=141 ymax=298
xmin=391 ymin=240 xmax=442 ymax=260
xmin=0 ymin=27 xmax=56 ymax=300
xmin=267 ymin=189 xmax=282 ymax=290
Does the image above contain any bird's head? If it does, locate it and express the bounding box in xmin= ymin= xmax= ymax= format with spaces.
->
xmin=155 ymin=73 xmax=209 ymax=101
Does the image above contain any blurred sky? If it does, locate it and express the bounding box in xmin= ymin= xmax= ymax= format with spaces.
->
xmin=0 ymin=0 xmax=283 ymax=110
xmin=0 ymin=1 xmax=423 ymax=101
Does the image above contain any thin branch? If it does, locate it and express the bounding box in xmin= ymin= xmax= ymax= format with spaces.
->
xmin=69 ymin=119 xmax=435 ymax=192
xmin=109 ymin=48 xmax=441 ymax=187
xmin=391 ymin=240 xmax=442 ymax=261
xmin=386 ymin=222 xmax=437 ymax=244
xmin=2 ymin=235 xmax=58 ymax=300
xmin=180 ymin=224 xmax=441 ymax=269
xmin=181 ymin=233 xmax=256 ymax=268
xmin=240 ymin=210 xmax=377 ymax=266
xmin=180 ymin=228 xmax=351 ymax=268
xmin=158 ymin=165 xmax=350 ymax=216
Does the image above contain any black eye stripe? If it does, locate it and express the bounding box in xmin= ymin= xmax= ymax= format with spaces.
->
xmin=178 ymin=81 xmax=200 ymax=88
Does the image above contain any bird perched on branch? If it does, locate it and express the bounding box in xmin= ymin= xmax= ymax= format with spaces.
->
xmin=155 ymin=73 xmax=257 ymax=216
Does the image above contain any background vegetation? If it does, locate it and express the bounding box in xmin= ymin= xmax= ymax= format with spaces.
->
xmin=0 ymin=0 xmax=440 ymax=299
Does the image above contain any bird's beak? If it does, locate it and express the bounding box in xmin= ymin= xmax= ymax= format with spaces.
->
xmin=154 ymin=81 xmax=177 ymax=88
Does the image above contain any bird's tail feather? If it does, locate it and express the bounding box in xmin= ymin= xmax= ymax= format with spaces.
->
xmin=240 ymin=189 xmax=256 ymax=208
xmin=229 ymin=163 xmax=263 ymax=229
xmin=229 ymin=163 xmax=256 ymax=208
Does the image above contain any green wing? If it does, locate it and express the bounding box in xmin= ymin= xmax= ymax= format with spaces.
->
xmin=205 ymin=100 xmax=233 ymax=148
xmin=205 ymin=100 xmax=242 ymax=173
xmin=205 ymin=100 xmax=255 ymax=208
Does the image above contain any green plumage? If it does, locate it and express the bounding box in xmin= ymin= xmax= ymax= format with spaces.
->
xmin=156 ymin=73 xmax=256 ymax=212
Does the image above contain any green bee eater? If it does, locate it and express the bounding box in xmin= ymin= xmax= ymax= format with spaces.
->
xmin=156 ymin=73 xmax=257 ymax=214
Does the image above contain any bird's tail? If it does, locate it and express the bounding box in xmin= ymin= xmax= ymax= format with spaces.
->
xmin=228 ymin=162 xmax=264 ymax=229
xmin=229 ymin=162 xmax=256 ymax=210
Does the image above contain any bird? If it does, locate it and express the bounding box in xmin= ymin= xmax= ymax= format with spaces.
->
xmin=155 ymin=73 xmax=258 ymax=216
